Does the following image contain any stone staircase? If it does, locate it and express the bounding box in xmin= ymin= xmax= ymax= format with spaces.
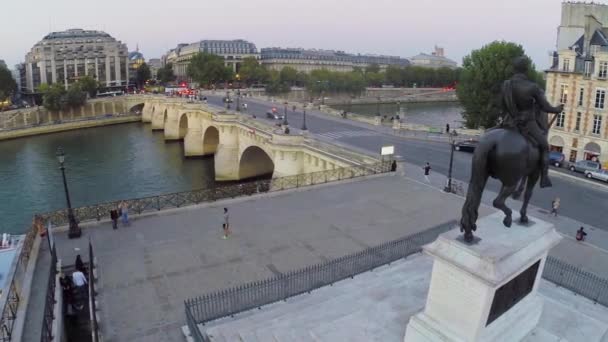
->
xmin=201 ymin=254 xmax=431 ymax=342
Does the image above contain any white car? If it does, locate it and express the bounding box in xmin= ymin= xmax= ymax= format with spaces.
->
xmin=584 ymin=169 xmax=608 ymax=182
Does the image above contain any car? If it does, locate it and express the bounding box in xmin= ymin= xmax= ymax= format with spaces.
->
xmin=568 ymin=160 xmax=602 ymax=173
xmin=584 ymin=169 xmax=608 ymax=182
xmin=548 ymin=151 xmax=565 ymax=167
xmin=266 ymin=111 xmax=284 ymax=120
xmin=454 ymin=139 xmax=478 ymax=152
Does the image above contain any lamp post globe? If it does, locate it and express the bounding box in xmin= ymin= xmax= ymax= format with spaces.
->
xmin=56 ymin=147 xmax=81 ymax=239
xmin=443 ymin=134 xmax=456 ymax=193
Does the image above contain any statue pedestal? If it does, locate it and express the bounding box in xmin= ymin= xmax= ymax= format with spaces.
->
xmin=404 ymin=212 xmax=561 ymax=342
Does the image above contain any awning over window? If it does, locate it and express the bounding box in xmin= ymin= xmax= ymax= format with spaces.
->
xmin=584 ymin=142 xmax=601 ymax=154
xmin=549 ymin=135 xmax=565 ymax=147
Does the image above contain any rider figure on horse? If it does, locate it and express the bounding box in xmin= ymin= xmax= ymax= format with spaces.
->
xmin=501 ymin=57 xmax=564 ymax=188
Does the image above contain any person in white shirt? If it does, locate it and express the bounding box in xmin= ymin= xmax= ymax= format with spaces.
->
xmin=72 ymin=270 xmax=87 ymax=287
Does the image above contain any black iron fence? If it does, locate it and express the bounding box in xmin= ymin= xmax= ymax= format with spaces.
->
xmin=0 ymin=222 xmax=38 ymax=342
xmin=184 ymin=222 xmax=608 ymax=341
xmin=41 ymin=161 xmax=392 ymax=227
xmin=40 ymin=244 xmax=57 ymax=342
xmin=184 ymin=221 xmax=455 ymax=332
xmin=88 ymin=241 xmax=100 ymax=342
xmin=543 ymin=256 xmax=608 ymax=306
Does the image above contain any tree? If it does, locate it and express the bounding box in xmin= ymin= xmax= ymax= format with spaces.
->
xmin=0 ymin=65 xmax=17 ymax=102
xmin=76 ymin=76 xmax=98 ymax=98
xmin=457 ymin=41 xmax=541 ymax=128
xmin=136 ymin=63 xmax=152 ymax=87
xmin=187 ymin=52 xmax=231 ymax=86
xmin=157 ymin=63 xmax=176 ymax=84
xmin=65 ymin=83 xmax=87 ymax=107
xmin=384 ymin=66 xmax=404 ymax=87
xmin=279 ymin=67 xmax=298 ymax=86
xmin=365 ymin=63 xmax=380 ymax=74
xmin=38 ymin=83 xmax=66 ymax=111
xmin=239 ymin=57 xmax=268 ymax=85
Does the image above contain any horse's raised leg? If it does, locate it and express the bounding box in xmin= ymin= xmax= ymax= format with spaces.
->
xmin=520 ymin=171 xmax=540 ymax=224
xmin=493 ymin=184 xmax=517 ymax=227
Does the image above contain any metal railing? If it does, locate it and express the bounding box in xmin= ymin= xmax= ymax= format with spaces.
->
xmin=88 ymin=241 xmax=100 ymax=342
xmin=40 ymin=244 xmax=57 ymax=342
xmin=543 ymin=256 xmax=608 ymax=306
xmin=41 ymin=161 xmax=392 ymax=227
xmin=184 ymin=221 xmax=455 ymax=332
xmin=184 ymin=222 xmax=608 ymax=341
xmin=0 ymin=221 xmax=38 ymax=342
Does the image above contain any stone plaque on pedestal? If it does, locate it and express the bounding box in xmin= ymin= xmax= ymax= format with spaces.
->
xmin=404 ymin=212 xmax=562 ymax=342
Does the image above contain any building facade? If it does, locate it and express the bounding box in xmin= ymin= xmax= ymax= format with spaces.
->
xmin=556 ymin=2 xmax=608 ymax=51
xmin=260 ymin=47 xmax=409 ymax=73
xmin=21 ymin=28 xmax=129 ymax=96
xmin=546 ymin=11 xmax=608 ymax=165
xmin=164 ymin=40 xmax=259 ymax=80
xmin=409 ymin=46 xmax=457 ymax=69
xmin=128 ymin=48 xmax=145 ymax=84
xmin=148 ymin=58 xmax=162 ymax=80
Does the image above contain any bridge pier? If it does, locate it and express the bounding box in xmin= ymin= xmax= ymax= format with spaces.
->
xmin=142 ymin=103 xmax=153 ymax=122
xmin=151 ymin=107 xmax=165 ymax=130
xmin=164 ymin=113 xmax=180 ymax=140
xmin=214 ymin=127 xmax=239 ymax=181
xmin=184 ymin=128 xmax=204 ymax=156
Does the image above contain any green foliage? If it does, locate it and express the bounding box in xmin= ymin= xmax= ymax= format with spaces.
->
xmin=76 ymin=76 xmax=99 ymax=98
xmin=0 ymin=65 xmax=17 ymax=102
xmin=65 ymin=84 xmax=87 ymax=107
xmin=279 ymin=66 xmax=298 ymax=86
xmin=187 ymin=52 xmax=231 ymax=86
xmin=365 ymin=63 xmax=380 ymax=74
xmin=456 ymin=41 xmax=541 ymax=128
xmin=38 ymin=83 xmax=66 ymax=111
xmin=305 ymin=69 xmax=366 ymax=97
xmin=238 ymin=57 xmax=269 ymax=85
xmin=136 ymin=63 xmax=152 ymax=87
xmin=265 ymin=70 xmax=290 ymax=95
xmin=157 ymin=63 xmax=176 ymax=83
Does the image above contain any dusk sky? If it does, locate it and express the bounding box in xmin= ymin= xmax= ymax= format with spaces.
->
xmin=1 ymin=0 xmax=566 ymax=69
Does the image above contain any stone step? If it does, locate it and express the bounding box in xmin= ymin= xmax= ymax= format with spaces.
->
xmin=207 ymin=260 xmax=415 ymax=340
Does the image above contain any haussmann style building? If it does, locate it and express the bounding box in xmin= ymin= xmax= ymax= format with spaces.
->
xmin=546 ymin=2 xmax=608 ymax=165
xmin=20 ymin=28 xmax=129 ymax=100
xmin=164 ymin=40 xmax=259 ymax=81
xmin=408 ymin=46 xmax=458 ymax=69
xmin=260 ymin=47 xmax=410 ymax=73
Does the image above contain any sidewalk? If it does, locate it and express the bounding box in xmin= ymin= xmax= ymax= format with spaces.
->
xmin=397 ymin=161 xmax=608 ymax=277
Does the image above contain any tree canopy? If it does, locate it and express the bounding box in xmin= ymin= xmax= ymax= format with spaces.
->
xmin=0 ymin=65 xmax=17 ymax=102
xmin=38 ymin=78 xmax=91 ymax=111
xmin=238 ymin=57 xmax=268 ymax=85
xmin=76 ymin=75 xmax=99 ymax=98
xmin=456 ymin=41 xmax=542 ymax=128
xmin=135 ymin=63 xmax=152 ymax=87
xmin=187 ymin=52 xmax=232 ymax=86
xmin=157 ymin=63 xmax=176 ymax=84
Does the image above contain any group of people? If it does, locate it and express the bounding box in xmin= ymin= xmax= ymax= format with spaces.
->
xmin=110 ymin=201 xmax=129 ymax=229
xmin=60 ymin=254 xmax=89 ymax=312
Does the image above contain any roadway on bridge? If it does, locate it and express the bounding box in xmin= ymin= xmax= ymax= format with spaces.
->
xmin=204 ymin=94 xmax=607 ymax=231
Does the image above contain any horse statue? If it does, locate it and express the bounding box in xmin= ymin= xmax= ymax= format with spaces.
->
xmin=459 ymin=57 xmax=563 ymax=243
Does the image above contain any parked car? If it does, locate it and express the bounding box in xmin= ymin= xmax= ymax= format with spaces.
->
xmin=568 ymin=160 xmax=602 ymax=173
xmin=454 ymin=139 xmax=478 ymax=152
xmin=584 ymin=169 xmax=608 ymax=182
xmin=266 ymin=111 xmax=284 ymax=120
xmin=548 ymin=151 xmax=565 ymax=167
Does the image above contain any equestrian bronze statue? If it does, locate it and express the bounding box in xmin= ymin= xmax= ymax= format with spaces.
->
xmin=460 ymin=57 xmax=564 ymax=243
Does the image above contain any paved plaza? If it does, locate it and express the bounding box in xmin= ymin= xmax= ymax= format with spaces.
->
xmin=50 ymin=171 xmax=608 ymax=342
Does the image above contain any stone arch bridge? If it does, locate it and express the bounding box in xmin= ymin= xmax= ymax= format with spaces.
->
xmin=127 ymin=96 xmax=372 ymax=181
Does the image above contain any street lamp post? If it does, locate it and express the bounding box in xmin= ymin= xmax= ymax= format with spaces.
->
xmin=443 ymin=134 xmax=455 ymax=193
xmin=56 ymin=147 xmax=81 ymax=239
xmin=302 ymin=104 xmax=308 ymax=131
xmin=226 ymin=91 xmax=231 ymax=109
xmin=236 ymin=89 xmax=241 ymax=112
xmin=283 ymin=102 xmax=289 ymax=126
xmin=376 ymin=96 xmax=381 ymax=117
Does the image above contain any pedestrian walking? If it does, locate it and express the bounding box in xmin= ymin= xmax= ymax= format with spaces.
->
xmin=550 ymin=197 xmax=560 ymax=217
xmin=423 ymin=162 xmax=432 ymax=183
xmin=222 ymin=208 xmax=231 ymax=239
xmin=75 ymin=254 xmax=86 ymax=273
xmin=110 ymin=208 xmax=119 ymax=229
xmin=576 ymin=226 xmax=588 ymax=241
xmin=119 ymin=201 xmax=129 ymax=226
xmin=446 ymin=123 xmax=450 ymax=134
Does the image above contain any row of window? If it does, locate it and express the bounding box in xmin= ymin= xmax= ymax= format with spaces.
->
xmin=561 ymin=58 xmax=608 ymax=78
xmin=558 ymin=84 xmax=607 ymax=109
xmin=555 ymin=111 xmax=603 ymax=135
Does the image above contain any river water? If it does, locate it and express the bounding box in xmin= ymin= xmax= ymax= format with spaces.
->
xmin=0 ymin=123 xmax=215 ymax=234
xmin=331 ymin=102 xmax=464 ymax=128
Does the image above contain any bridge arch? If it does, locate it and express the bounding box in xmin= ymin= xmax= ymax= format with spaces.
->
xmin=239 ymin=146 xmax=275 ymax=180
xmin=203 ymin=126 xmax=220 ymax=155
xmin=178 ymin=113 xmax=189 ymax=138
xmin=128 ymin=103 xmax=145 ymax=114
